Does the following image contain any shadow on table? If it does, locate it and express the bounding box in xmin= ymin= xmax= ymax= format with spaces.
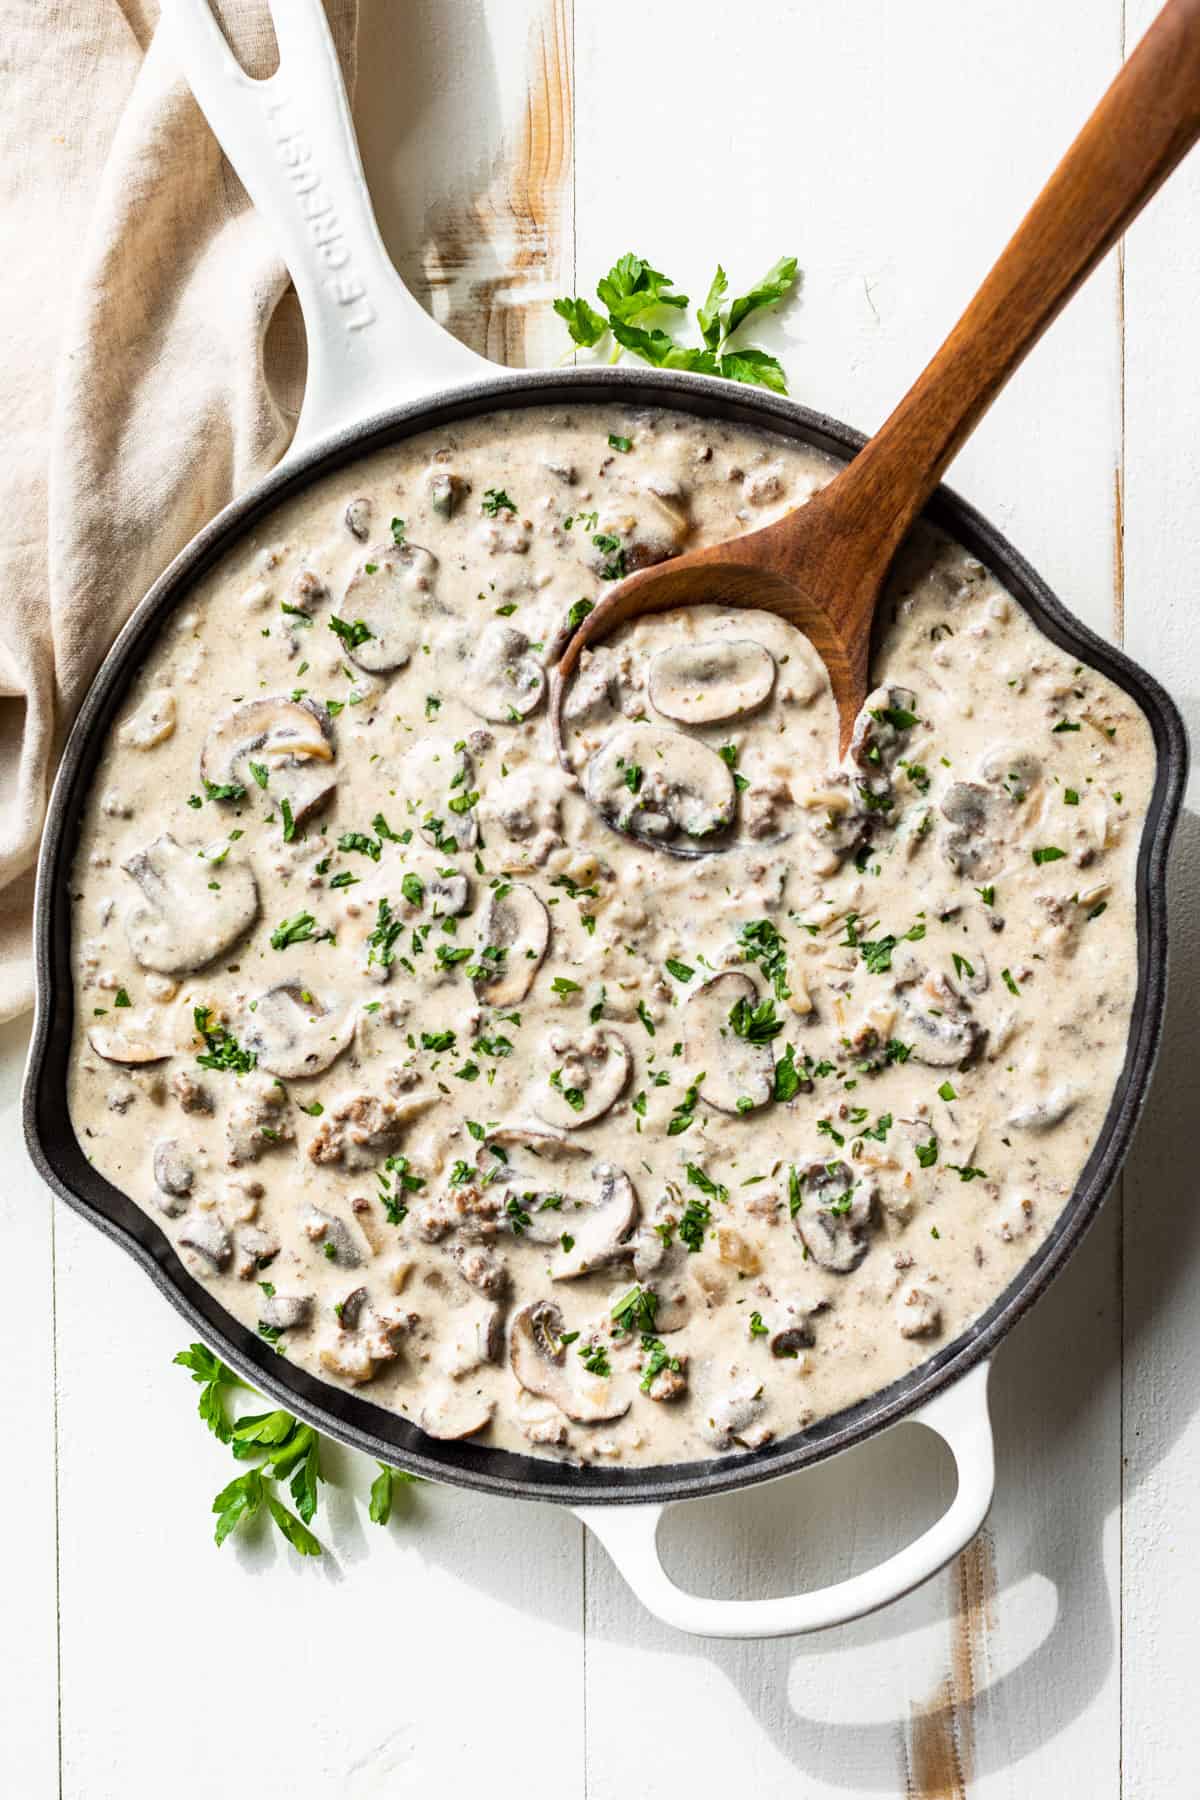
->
xmin=341 ymin=809 xmax=1199 ymax=1792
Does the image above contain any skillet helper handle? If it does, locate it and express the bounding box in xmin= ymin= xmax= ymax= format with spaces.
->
xmin=160 ymin=0 xmax=495 ymax=449
xmin=575 ymin=1361 xmax=993 ymax=1640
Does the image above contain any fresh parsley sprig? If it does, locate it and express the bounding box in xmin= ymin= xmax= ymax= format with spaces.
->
xmin=555 ymin=251 xmax=799 ymax=394
xmin=174 ymin=1343 xmax=420 ymax=1551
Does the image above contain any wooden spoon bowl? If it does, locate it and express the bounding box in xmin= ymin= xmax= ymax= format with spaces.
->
xmin=552 ymin=0 xmax=1200 ymax=773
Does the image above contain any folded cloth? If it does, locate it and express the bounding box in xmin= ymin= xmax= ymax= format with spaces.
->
xmin=0 ymin=0 xmax=357 ymax=1019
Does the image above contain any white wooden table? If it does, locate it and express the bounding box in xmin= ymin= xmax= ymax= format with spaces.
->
xmin=6 ymin=3 xmax=1199 ymax=1793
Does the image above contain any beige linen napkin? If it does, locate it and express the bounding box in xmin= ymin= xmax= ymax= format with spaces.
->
xmin=0 ymin=0 xmax=357 ymax=1020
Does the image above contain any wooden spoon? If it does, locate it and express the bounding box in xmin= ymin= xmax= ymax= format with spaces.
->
xmin=552 ymin=0 xmax=1200 ymax=763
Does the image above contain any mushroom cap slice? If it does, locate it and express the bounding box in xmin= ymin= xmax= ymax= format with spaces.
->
xmin=897 ymin=990 xmax=984 ymax=1068
xmin=418 ymin=1385 xmax=495 ymax=1441
xmin=684 ymin=971 xmax=775 ymax=1114
xmin=792 ymin=1160 xmax=876 ymax=1273
xmin=548 ymin=1163 xmax=638 ymax=1280
xmin=510 ymin=1300 xmax=631 ymax=1424
xmin=88 ymin=1019 xmax=172 ymax=1064
xmin=302 ymin=1204 xmax=364 ymax=1268
xmin=201 ymin=696 xmax=336 ymax=824
xmin=476 ymin=1128 xmax=587 ymax=1247
xmin=123 ymin=832 xmax=258 ymax=974
xmin=585 ymin=724 xmax=735 ymax=849
xmin=472 ymin=881 xmax=549 ymax=1005
xmin=336 ymin=541 xmax=441 ymax=672
xmin=458 ymin=622 xmax=546 ymax=723
xmin=153 ymin=1138 xmax=195 ymax=1202
xmin=238 ymin=982 xmax=356 ymax=1079
xmin=648 ymin=638 xmax=775 ymax=725
xmin=534 ymin=1026 xmax=632 ymax=1129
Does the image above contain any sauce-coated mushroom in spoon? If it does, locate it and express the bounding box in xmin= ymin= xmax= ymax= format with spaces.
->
xmin=552 ymin=0 xmax=1200 ymax=763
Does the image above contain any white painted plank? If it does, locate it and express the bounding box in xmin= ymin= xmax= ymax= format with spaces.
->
xmin=54 ymin=1203 xmax=584 ymax=1798
xmin=0 ymin=1021 xmax=60 ymax=1798
xmin=52 ymin=7 xmax=586 ymax=1800
xmin=1118 ymin=3 xmax=1200 ymax=1792
xmin=573 ymin=3 xmax=1124 ymax=1794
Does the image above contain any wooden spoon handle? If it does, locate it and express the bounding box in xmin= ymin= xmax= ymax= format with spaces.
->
xmin=798 ymin=0 xmax=1200 ymax=620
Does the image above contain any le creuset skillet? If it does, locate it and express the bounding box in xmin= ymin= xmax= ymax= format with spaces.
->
xmin=22 ymin=0 xmax=1187 ymax=1638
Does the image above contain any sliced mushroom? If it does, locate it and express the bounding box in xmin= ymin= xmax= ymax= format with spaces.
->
xmin=978 ymin=743 xmax=1042 ymax=797
xmin=443 ymin=1297 xmax=506 ymax=1375
xmin=234 ymin=1225 xmax=280 ymax=1279
xmin=428 ymin=469 xmax=469 ymax=518
xmin=939 ymin=782 xmax=1000 ymax=878
xmin=302 ymin=1204 xmax=363 ymax=1268
xmin=791 ymin=1160 xmax=876 ymax=1273
xmin=88 ymin=1019 xmax=172 ymax=1064
xmin=458 ymin=622 xmax=545 ymax=722
xmin=178 ymin=1213 xmax=231 ymax=1270
xmin=237 ymin=983 xmax=356 ymax=1080
xmin=563 ymin=647 xmax=619 ymax=730
xmin=585 ymin=723 xmax=735 ymax=848
xmin=584 ymin=492 xmax=689 ymax=577
xmin=684 ymin=971 xmax=775 ymax=1114
xmin=849 ymin=684 xmax=918 ymax=792
xmin=475 ymin=1127 xmax=587 ymax=1246
xmin=648 ymin=638 xmax=775 ymax=725
xmin=201 ymin=696 xmax=335 ymax=824
xmin=896 ymin=979 xmax=984 ymax=1069
xmin=472 ymin=881 xmax=549 ymax=1005
xmin=533 ymin=1026 xmax=631 ymax=1128
xmin=549 ymin=1164 xmax=638 ymax=1280
xmin=510 ymin=1300 xmax=630 ymax=1423
xmin=419 ymin=1385 xmax=494 ymax=1440
xmin=336 ymin=541 xmax=442 ymax=672
xmin=123 ymin=833 xmax=258 ymax=974
xmin=344 ymin=496 xmax=373 ymax=540
xmin=426 ymin=871 xmax=470 ymax=917
xmin=1007 ymin=1085 xmax=1076 ymax=1131
xmin=259 ymin=1291 xmax=314 ymax=1332
xmin=153 ymin=1138 xmax=194 ymax=1207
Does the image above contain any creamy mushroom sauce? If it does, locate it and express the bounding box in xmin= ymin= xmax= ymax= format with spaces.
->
xmin=67 ymin=404 xmax=1154 ymax=1466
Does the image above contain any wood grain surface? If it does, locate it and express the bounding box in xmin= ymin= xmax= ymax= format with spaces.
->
xmin=5 ymin=3 xmax=1198 ymax=1796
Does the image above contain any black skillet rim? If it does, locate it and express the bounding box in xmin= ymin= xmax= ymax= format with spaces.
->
xmin=23 ymin=365 xmax=1188 ymax=1507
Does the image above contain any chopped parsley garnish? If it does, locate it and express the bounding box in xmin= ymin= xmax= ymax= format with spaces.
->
xmin=624 ymin=763 xmax=643 ymax=794
xmin=678 ymin=1195 xmax=710 ymax=1252
xmin=549 ymin=1069 xmax=586 ymax=1112
xmin=685 ymin=1162 xmax=729 ymax=1203
xmin=718 ymin=743 xmax=750 ymax=792
xmin=193 ymin=1005 xmax=256 ymax=1075
xmin=565 ymin=598 xmax=594 ymax=632
xmin=328 ymin=615 xmax=373 ymax=650
xmin=1001 ymin=967 xmax=1021 ymax=996
xmin=667 ymin=1077 xmax=703 ymax=1136
xmin=816 ymin=1117 xmax=845 ymax=1147
xmin=951 ymin=953 xmax=975 ymax=981
xmin=420 ymin=1030 xmax=456 ymax=1053
xmin=608 ymin=434 xmax=632 ymax=452
xmin=729 ymin=994 xmax=783 ymax=1043
xmin=248 ymin=761 xmax=269 ymax=789
xmin=1052 ymin=719 xmax=1082 ymax=733
xmin=937 ymin=1080 xmax=957 ymax=1101
xmin=915 ymin=1137 xmax=938 ymax=1168
xmin=481 ymin=488 xmax=516 ymax=516
xmin=202 ymin=778 xmax=246 ymax=803
xmin=1032 ymin=845 xmax=1067 ymax=865
xmin=611 ymin=1285 xmax=659 ymax=1335
xmin=270 ymin=912 xmax=322 ymax=950
xmin=114 ymin=987 xmax=132 ymax=1008
xmin=579 ymin=1341 xmax=611 ymax=1377
xmin=975 ymin=884 xmax=995 ymax=906
xmin=639 ymin=1336 xmax=681 ymax=1393
xmin=947 ymin=1163 xmax=988 ymax=1182
xmin=366 ymin=898 xmax=404 ymax=970
xmin=748 ymin=1311 xmax=769 ymax=1339
xmin=279 ymin=797 xmax=297 ymax=842
xmin=665 ymin=958 xmax=694 ymax=983
xmin=390 ymin=516 xmax=406 ymax=545
xmin=737 ymin=917 xmax=790 ymax=999
xmin=551 ymin=976 xmax=582 ymax=998
xmin=773 ymin=1043 xmax=803 ymax=1102
xmin=636 ymin=998 xmax=656 ymax=1036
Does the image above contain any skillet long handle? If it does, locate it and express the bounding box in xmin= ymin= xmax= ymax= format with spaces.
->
xmin=793 ymin=0 xmax=1200 ymax=624
xmin=576 ymin=1361 xmax=994 ymax=1640
xmin=160 ymin=0 xmax=496 ymax=448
